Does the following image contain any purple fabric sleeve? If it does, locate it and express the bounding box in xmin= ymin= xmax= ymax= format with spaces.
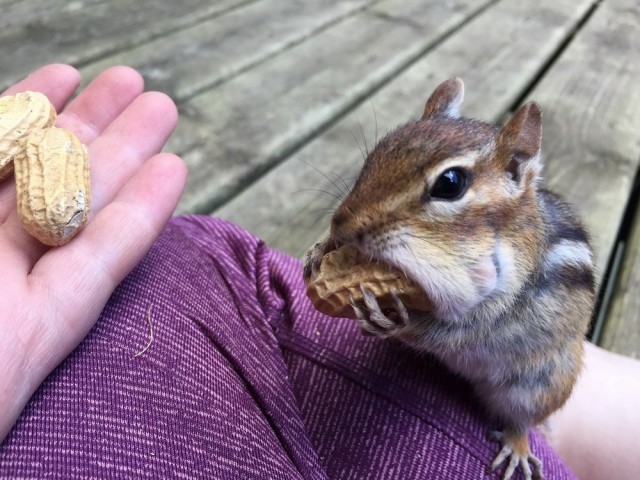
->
xmin=0 ymin=215 xmax=576 ymax=479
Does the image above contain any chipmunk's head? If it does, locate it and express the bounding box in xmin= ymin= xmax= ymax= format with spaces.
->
xmin=331 ymin=78 xmax=545 ymax=321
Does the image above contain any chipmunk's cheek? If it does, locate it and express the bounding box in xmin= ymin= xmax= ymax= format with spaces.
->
xmin=471 ymin=254 xmax=498 ymax=299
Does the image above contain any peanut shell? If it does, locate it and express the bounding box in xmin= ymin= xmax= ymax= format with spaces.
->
xmin=15 ymin=126 xmax=91 ymax=246
xmin=305 ymin=245 xmax=432 ymax=318
xmin=0 ymin=91 xmax=57 ymax=180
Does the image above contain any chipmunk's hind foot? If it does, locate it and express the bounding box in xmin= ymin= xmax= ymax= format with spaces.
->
xmin=490 ymin=429 xmax=543 ymax=480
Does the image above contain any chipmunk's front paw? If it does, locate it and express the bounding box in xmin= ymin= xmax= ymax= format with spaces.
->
xmin=351 ymin=286 xmax=408 ymax=338
xmin=490 ymin=429 xmax=543 ymax=480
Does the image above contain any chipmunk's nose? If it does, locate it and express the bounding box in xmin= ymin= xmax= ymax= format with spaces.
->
xmin=330 ymin=211 xmax=350 ymax=242
xmin=331 ymin=209 xmax=356 ymax=243
xmin=331 ymin=207 xmax=369 ymax=247
xmin=331 ymin=211 xmax=347 ymax=229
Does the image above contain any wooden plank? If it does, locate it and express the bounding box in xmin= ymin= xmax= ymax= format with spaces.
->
xmin=0 ymin=0 xmax=103 ymax=29
xmin=0 ymin=0 xmax=253 ymax=91
xmin=601 ymin=201 xmax=640 ymax=358
xmin=215 ymin=0 xmax=596 ymax=259
xmin=517 ymin=0 xmax=640 ymax=355
xmin=170 ymin=0 xmax=495 ymax=214
xmin=79 ymin=0 xmax=381 ymax=101
xmin=520 ymin=0 xmax=640 ymax=280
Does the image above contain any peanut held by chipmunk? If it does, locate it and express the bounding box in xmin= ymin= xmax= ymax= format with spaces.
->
xmin=304 ymin=78 xmax=595 ymax=480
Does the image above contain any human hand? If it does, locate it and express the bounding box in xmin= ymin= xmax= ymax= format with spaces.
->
xmin=0 ymin=64 xmax=187 ymax=442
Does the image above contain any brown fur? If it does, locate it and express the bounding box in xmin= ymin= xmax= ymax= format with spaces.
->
xmin=304 ymin=78 xmax=595 ymax=480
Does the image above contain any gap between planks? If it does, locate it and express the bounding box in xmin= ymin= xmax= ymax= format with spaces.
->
xmin=0 ymin=0 xmax=260 ymax=91
xmin=214 ymin=0 xmax=598 ymax=259
xmin=180 ymin=0 xmax=500 ymax=215
xmin=595 ymin=158 xmax=640 ymax=355
xmin=78 ymin=0 xmax=390 ymax=102
xmin=74 ymin=0 xmax=262 ymax=69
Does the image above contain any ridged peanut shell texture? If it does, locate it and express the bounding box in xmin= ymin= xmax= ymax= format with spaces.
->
xmin=305 ymin=245 xmax=433 ymax=319
xmin=15 ymin=127 xmax=91 ymax=246
xmin=0 ymin=91 xmax=57 ymax=180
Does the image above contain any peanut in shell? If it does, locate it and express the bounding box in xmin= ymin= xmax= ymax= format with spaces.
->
xmin=15 ymin=126 xmax=91 ymax=246
xmin=0 ymin=91 xmax=57 ymax=180
xmin=305 ymin=245 xmax=432 ymax=319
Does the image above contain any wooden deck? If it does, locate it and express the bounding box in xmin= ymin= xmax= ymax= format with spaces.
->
xmin=2 ymin=0 xmax=639 ymax=356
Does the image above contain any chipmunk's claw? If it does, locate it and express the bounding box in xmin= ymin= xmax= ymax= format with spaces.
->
xmin=351 ymin=286 xmax=408 ymax=338
xmin=490 ymin=430 xmax=543 ymax=480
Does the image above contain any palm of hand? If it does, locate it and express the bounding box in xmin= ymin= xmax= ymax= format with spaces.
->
xmin=0 ymin=64 xmax=187 ymax=441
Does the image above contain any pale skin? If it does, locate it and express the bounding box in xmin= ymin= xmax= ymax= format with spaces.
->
xmin=0 ymin=64 xmax=188 ymax=441
xmin=0 ymin=66 xmax=638 ymax=480
xmin=545 ymin=342 xmax=640 ymax=480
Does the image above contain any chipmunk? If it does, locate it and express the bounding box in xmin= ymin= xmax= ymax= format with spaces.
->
xmin=303 ymin=78 xmax=595 ymax=480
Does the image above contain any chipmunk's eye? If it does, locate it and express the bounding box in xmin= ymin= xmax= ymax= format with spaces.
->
xmin=430 ymin=168 xmax=468 ymax=200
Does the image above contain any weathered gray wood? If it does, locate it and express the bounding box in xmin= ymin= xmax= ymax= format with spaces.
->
xmin=215 ymin=0 xmax=596 ymax=259
xmin=0 ymin=0 xmax=22 ymax=7
xmin=588 ymin=0 xmax=640 ymax=356
xmin=601 ymin=207 xmax=640 ymax=358
xmin=79 ymin=0 xmax=381 ymax=101
xmin=521 ymin=0 xmax=640 ymax=280
xmin=0 ymin=0 xmax=253 ymax=91
xmin=0 ymin=0 xmax=105 ymax=28
xmin=170 ymin=0 xmax=494 ymax=214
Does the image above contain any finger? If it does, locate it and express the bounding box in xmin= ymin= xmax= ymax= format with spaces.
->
xmin=0 ymin=66 xmax=143 ymax=222
xmin=1 ymin=64 xmax=81 ymax=111
xmin=86 ymin=90 xmax=179 ymax=212
xmin=55 ymin=66 xmax=144 ymax=145
xmin=1 ymin=90 xmax=177 ymax=273
xmin=28 ymin=153 xmax=187 ymax=375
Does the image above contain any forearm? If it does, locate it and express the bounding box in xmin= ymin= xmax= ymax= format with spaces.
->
xmin=546 ymin=341 xmax=640 ymax=480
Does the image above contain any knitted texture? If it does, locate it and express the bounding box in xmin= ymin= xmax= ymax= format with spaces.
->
xmin=0 ymin=216 xmax=576 ymax=479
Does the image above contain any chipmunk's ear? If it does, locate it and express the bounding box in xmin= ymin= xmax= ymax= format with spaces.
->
xmin=497 ymin=102 xmax=542 ymax=184
xmin=422 ymin=78 xmax=464 ymax=119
